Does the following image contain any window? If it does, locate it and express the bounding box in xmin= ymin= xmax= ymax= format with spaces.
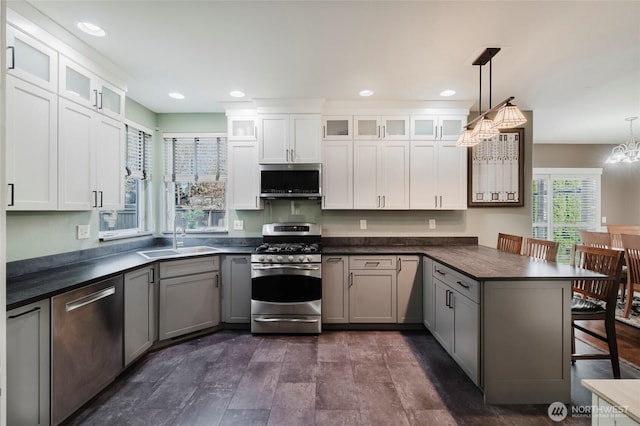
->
xmin=99 ymin=122 xmax=153 ymax=240
xmin=164 ymin=134 xmax=228 ymax=232
xmin=532 ymin=168 xmax=602 ymax=263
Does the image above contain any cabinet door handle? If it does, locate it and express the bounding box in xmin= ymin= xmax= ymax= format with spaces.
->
xmin=439 ymin=196 xmax=442 ymax=208
xmin=92 ymin=190 xmax=98 ymax=208
xmin=7 ymin=183 xmax=14 ymax=207
xmin=377 ymin=195 xmax=381 ymax=208
xmin=382 ymin=195 xmax=386 ymax=208
xmin=256 ymin=196 xmax=259 ymax=208
xmin=286 ymin=149 xmax=290 ymax=162
xmin=290 ymin=149 xmax=295 ymax=161
xmin=149 ymin=268 xmax=155 ymax=283
xmin=383 ymin=125 xmax=386 ymax=139
xmin=99 ymin=191 xmax=104 ymax=208
xmin=439 ymin=125 xmax=443 ymax=140
xmin=7 ymin=46 xmax=15 ymax=69
xmin=323 ymin=125 xmax=326 ymax=138
xmin=435 ymin=195 xmax=438 ymax=208
xmin=398 ymin=258 xmax=402 ymax=272
xmin=445 ymin=289 xmax=450 ymax=308
xmin=456 ymin=281 xmax=470 ymax=289
xmin=216 ymin=274 xmax=219 ymax=288
xmin=8 ymin=306 xmax=40 ymax=319
xmin=349 ymin=272 xmax=353 ymax=287
xmin=448 ymin=290 xmax=454 ymax=309
xmin=98 ymin=91 xmax=103 ymax=109
xmin=93 ymin=89 xmax=98 ymax=107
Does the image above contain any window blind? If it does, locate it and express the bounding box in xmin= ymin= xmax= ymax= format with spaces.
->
xmin=126 ymin=124 xmax=152 ymax=180
xmin=164 ymin=136 xmax=227 ymax=183
xmin=532 ymin=168 xmax=602 ymax=263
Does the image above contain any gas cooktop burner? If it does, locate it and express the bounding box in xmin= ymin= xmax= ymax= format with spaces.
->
xmin=255 ymin=243 xmax=320 ymax=254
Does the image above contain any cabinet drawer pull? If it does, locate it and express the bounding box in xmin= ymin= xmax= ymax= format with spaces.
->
xmin=435 ymin=268 xmax=446 ymax=276
xmin=365 ymin=261 xmax=380 ymax=266
xmin=349 ymin=272 xmax=353 ymax=287
xmin=8 ymin=306 xmax=40 ymax=319
xmin=326 ymin=257 xmax=342 ymax=262
xmin=66 ymin=286 xmax=115 ymax=312
xmin=456 ymin=281 xmax=470 ymax=289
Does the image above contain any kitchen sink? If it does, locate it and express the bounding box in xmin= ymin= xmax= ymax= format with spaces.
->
xmin=137 ymin=246 xmax=219 ymax=259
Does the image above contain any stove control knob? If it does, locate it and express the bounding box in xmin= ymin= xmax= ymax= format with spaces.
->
xmin=276 ymin=255 xmax=283 ymax=262
xmin=259 ymin=255 xmax=265 ymax=262
xmin=266 ymin=255 xmax=273 ymax=262
xmin=298 ymin=256 xmax=305 ymax=262
xmin=288 ymin=255 xmax=294 ymax=262
xmin=307 ymin=256 xmax=313 ymax=262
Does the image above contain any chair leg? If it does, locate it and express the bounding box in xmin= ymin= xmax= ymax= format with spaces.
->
xmin=624 ymin=281 xmax=633 ymax=318
xmin=605 ymin=318 xmax=621 ymax=379
xmin=571 ymin=321 xmax=576 ymax=364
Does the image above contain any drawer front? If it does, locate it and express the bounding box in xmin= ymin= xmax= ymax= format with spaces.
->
xmin=349 ymin=256 xmax=397 ymax=270
xmin=160 ymin=256 xmax=219 ymax=278
xmin=432 ymin=262 xmax=479 ymax=303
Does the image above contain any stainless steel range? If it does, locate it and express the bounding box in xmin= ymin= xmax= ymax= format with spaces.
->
xmin=250 ymin=223 xmax=322 ymax=334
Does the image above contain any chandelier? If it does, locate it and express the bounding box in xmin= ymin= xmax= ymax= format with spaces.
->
xmin=606 ymin=117 xmax=640 ymax=163
xmin=456 ymin=48 xmax=527 ymax=147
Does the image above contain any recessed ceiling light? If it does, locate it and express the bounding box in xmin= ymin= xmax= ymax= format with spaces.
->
xmin=76 ymin=22 xmax=106 ymax=37
xmin=359 ymin=89 xmax=374 ymax=97
xmin=229 ymin=90 xmax=245 ymax=98
xmin=440 ymin=89 xmax=456 ymax=97
xmin=169 ymin=92 xmax=185 ymax=100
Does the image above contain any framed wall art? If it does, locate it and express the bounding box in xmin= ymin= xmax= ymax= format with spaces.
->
xmin=467 ymin=128 xmax=524 ymax=207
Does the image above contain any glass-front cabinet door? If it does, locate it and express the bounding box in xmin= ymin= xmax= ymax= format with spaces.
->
xmin=438 ymin=115 xmax=466 ymax=141
xmin=410 ymin=115 xmax=437 ymax=140
xmin=323 ymin=116 xmax=352 ymax=140
xmin=354 ymin=116 xmax=381 ymax=140
xmin=381 ymin=116 xmax=409 ymax=140
xmin=6 ymin=25 xmax=58 ymax=92
xmin=228 ymin=116 xmax=257 ymax=141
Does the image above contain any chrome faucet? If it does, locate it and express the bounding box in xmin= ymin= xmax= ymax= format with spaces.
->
xmin=173 ymin=212 xmax=185 ymax=250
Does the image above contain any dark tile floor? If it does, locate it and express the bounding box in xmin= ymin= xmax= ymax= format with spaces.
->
xmin=64 ymin=330 xmax=640 ymax=426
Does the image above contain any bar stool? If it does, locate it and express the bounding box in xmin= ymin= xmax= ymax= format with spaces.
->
xmin=521 ymin=237 xmax=559 ymax=262
xmin=497 ymin=233 xmax=523 ymax=254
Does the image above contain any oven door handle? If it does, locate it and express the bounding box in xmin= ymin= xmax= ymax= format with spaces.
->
xmin=251 ymin=264 xmax=321 ymax=271
xmin=254 ymin=317 xmax=320 ymax=323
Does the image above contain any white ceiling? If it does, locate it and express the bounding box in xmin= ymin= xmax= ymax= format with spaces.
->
xmin=11 ymin=0 xmax=640 ymax=144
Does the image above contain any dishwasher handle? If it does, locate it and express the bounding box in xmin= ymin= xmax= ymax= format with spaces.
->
xmin=66 ymin=286 xmax=116 ymax=312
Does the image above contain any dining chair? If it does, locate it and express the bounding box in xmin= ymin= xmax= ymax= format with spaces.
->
xmin=621 ymin=233 xmax=640 ymax=318
xmin=496 ymin=233 xmax=523 ymax=255
xmin=570 ymin=244 xmax=624 ymax=379
xmin=609 ymin=225 xmax=640 ymax=250
xmin=521 ymin=237 xmax=559 ymax=262
xmin=580 ymin=230 xmax=612 ymax=248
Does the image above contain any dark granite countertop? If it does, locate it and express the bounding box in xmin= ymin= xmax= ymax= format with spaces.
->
xmin=324 ymin=244 xmax=607 ymax=281
xmin=7 ymin=245 xmax=255 ymax=311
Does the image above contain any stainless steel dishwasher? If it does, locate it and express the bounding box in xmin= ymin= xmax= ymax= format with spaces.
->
xmin=51 ymin=275 xmax=123 ymax=425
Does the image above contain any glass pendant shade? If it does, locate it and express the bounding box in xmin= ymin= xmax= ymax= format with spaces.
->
xmin=471 ymin=117 xmax=500 ymax=140
xmin=606 ymin=117 xmax=640 ymax=163
xmin=493 ymin=103 xmax=527 ymax=129
xmin=456 ymin=129 xmax=480 ymax=147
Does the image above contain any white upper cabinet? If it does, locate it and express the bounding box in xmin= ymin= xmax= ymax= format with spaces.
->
xmin=354 ymin=115 xmax=409 ymax=140
xmin=259 ymin=114 xmax=321 ymax=163
xmin=410 ymin=140 xmax=467 ymax=210
xmin=411 ymin=114 xmax=466 ymax=141
xmin=322 ymin=116 xmax=352 ymax=140
xmin=227 ymin=115 xmax=257 ymax=141
xmin=59 ymin=55 xmax=125 ymax=120
xmin=228 ymin=141 xmax=262 ymax=210
xmin=353 ymin=140 xmax=410 ymax=209
xmin=58 ymin=98 xmax=124 ymax=211
xmin=6 ymin=76 xmax=58 ymax=210
xmin=6 ymin=25 xmax=58 ymax=92
xmin=322 ymin=140 xmax=353 ymax=209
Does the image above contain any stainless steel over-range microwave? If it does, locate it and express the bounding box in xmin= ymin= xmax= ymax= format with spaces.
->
xmin=259 ymin=163 xmax=322 ymax=199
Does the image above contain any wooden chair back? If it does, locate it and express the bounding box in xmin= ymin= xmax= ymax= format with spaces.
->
xmin=570 ymin=244 xmax=624 ymax=305
xmin=620 ymin=233 xmax=640 ymax=318
xmin=608 ymin=225 xmax=640 ymax=249
xmin=580 ymin=230 xmax=612 ymax=249
xmin=521 ymin=237 xmax=559 ymax=262
xmin=497 ymin=233 xmax=523 ymax=254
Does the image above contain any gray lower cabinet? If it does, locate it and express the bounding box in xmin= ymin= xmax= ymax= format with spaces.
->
xmin=397 ymin=255 xmax=422 ymax=323
xmin=7 ymin=299 xmax=50 ymax=426
xmin=124 ymin=266 xmax=156 ymax=366
xmin=431 ymin=261 xmax=480 ymax=385
xmin=322 ymin=256 xmax=349 ymax=323
xmin=159 ymin=256 xmax=220 ymax=340
xmin=422 ymin=256 xmax=434 ymax=330
xmin=221 ymin=255 xmax=251 ymax=323
xmin=349 ymin=256 xmax=397 ymax=323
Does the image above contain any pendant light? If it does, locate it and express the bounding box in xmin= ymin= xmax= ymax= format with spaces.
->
xmin=456 ymin=48 xmax=527 ymax=147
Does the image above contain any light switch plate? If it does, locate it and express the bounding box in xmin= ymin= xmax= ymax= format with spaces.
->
xmin=233 ymin=220 xmax=244 ymax=230
xmin=429 ymin=219 xmax=436 ymax=229
xmin=77 ymin=224 xmax=90 ymax=239
xmin=360 ymin=219 xmax=367 ymax=230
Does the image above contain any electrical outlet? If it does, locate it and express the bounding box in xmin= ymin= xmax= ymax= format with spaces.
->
xmin=602 ymin=216 xmax=607 ymax=224
xmin=429 ymin=219 xmax=436 ymax=229
xmin=77 ymin=224 xmax=90 ymax=239
xmin=360 ymin=219 xmax=367 ymax=230
xmin=233 ymin=220 xmax=244 ymax=230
